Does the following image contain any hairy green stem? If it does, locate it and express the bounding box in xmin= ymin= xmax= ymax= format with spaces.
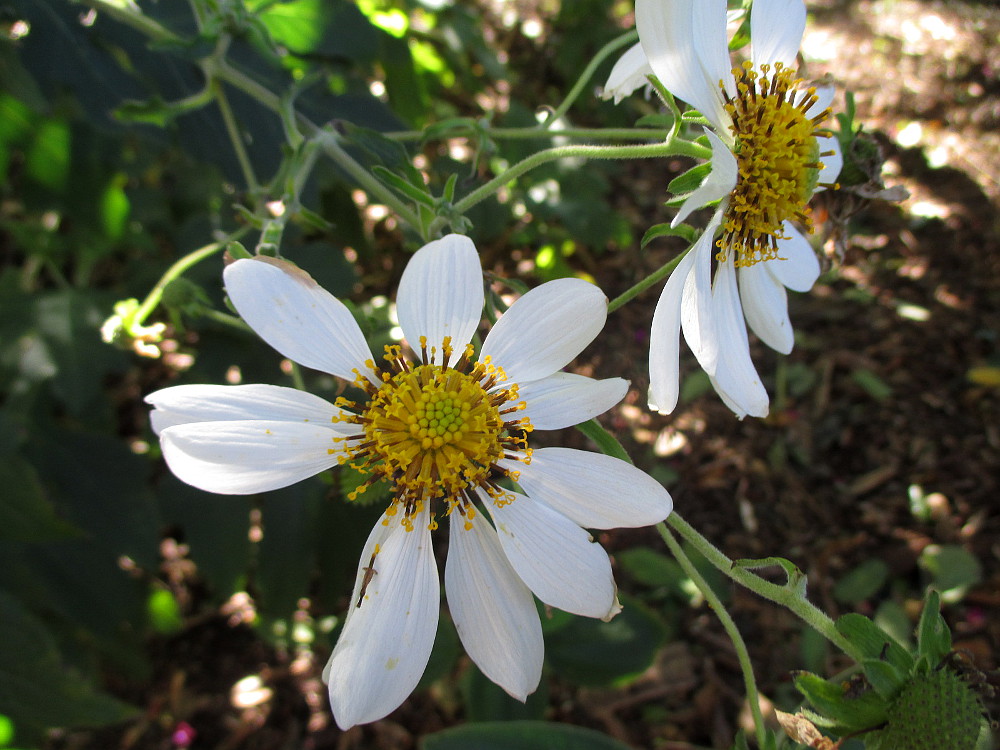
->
xmin=659 ymin=524 xmax=768 ymax=750
xmin=384 ymin=126 xmax=674 ymax=143
xmin=133 ymin=230 xmax=249 ymax=327
xmin=607 ymin=247 xmax=689 ymax=314
xmin=446 ymin=139 xmax=709 ymax=224
xmin=665 ymin=514 xmax=865 ymax=662
xmin=211 ymin=78 xmax=260 ymax=194
xmin=540 ymin=29 xmax=638 ymax=127
xmin=77 ymin=0 xmax=183 ymax=44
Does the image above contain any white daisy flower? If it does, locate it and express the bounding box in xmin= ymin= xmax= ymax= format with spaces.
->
xmin=145 ymin=234 xmax=673 ymax=729
xmin=609 ymin=0 xmax=843 ymax=418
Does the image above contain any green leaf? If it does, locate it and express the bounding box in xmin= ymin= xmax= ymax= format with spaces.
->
xmin=421 ymin=721 xmax=634 ymax=750
xmin=372 ymin=166 xmax=437 ymax=208
xmin=667 ymin=162 xmax=712 ymax=195
xmin=835 ymin=614 xmax=914 ymax=673
xmin=616 ymin=547 xmax=686 ymax=590
xmin=793 ymin=671 xmax=889 ymax=733
xmin=862 ymin=658 xmax=907 ymax=700
xmin=918 ymin=545 xmax=982 ymax=603
xmin=833 ymin=559 xmax=890 ymax=604
xmin=916 ymin=590 xmax=952 ymax=664
xmin=545 ymin=594 xmax=668 ymax=686
xmin=255 ymin=481 xmax=324 ymax=619
xmin=253 ymin=0 xmax=378 ymax=60
xmin=640 ymin=222 xmax=697 ymax=248
xmin=850 ymin=368 xmax=893 ymax=402
xmin=460 ymin=665 xmax=548 ymax=722
xmin=0 ymin=591 xmax=137 ymax=743
xmin=146 ymin=587 xmax=184 ymax=635
xmin=0 ymin=454 xmax=79 ymax=542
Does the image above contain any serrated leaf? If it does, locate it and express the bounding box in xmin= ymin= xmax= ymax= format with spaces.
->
xmin=421 ymin=721 xmax=634 ymax=750
xmin=835 ymin=614 xmax=914 ymax=673
xmin=667 ymin=162 xmax=712 ymax=195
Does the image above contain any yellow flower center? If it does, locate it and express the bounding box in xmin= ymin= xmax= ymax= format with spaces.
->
xmin=719 ymin=61 xmax=835 ymax=267
xmin=331 ymin=337 xmax=531 ymax=531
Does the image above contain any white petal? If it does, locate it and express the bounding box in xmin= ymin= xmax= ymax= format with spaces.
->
xmin=636 ymin=0 xmax=732 ymax=131
xmin=806 ymin=85 xmax=836 ymax=118
xmin=509 ymin=447 xmax=672 ymax=529
xmin=445 ymin=518 xmax=543 ymax=701
xmin=146 ymin=383 xmax=350 ymax=435
xmin=739 ymin=263 xmax=793 ymax=354
xmin=648 ymin=242 xmax=700 ymax=415
xmin=709 ymin=260 xmax=769 ymax=418
xmin=159 ymin=420 xmax=344 ymax=494
xmin=224 ymin=257 xmax=376 ymax=385
xmin=672 ymin=130 xmax=738 ymax=228
xmin=396 ymin=234 xmax=483 ymax=356
xmin=602 ymin=42 xmax=653 ymax=104
xmin=815 ymin=133 xmax=843 ymax=188
xmin=750 ymin=0 xmax=805 ymax=69
xmin=680 ymin=210 xmax=726 ymax=377
xmin=325 ymin=507 xmax=439 ymax=730
xmin=479 ymin=278 xmax=606 ymax=384
xmin=515 ymin=373 xmax=627 ymax=431
xmin=485 ymin=490 xmax=618 ymax=619
xmin=768 ymin=226 xmax=820 ymax=292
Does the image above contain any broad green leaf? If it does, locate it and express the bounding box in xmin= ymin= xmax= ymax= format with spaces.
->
xmin=545 ymin=594 xmax=668 ymax=687
xmin=253 ymin=0 xmax=377 ymax=61
xmin=0 ymin=454 xmax=79 ymax=543
xmin=421 ymin=721 xmax=634 ymax=750
xmin=158 ymin=476 xmax=251 ymax=603
xmin=460 ymin=664 xmax=548 ymax=722
xmin=0 ymin=591 xmax=137 ymax=744
xmin=833 ymin=559 xmax=890 ymax=604
xmin=416 ymin=618 xmax=461 ymax=690
xmin=918 ymin=545 xmax=982 ymax=603
xmin=616 ymin=547 xmax=686 ymax=590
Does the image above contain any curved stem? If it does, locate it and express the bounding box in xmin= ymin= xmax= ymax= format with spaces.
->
xmin=659 ymin=524 xmax=768 ymax=750
xmin=540 ymin=29 xmax=638 ymax=127
xmin=449 ymin=139 xmax=710 ymax=219
xmin=211 ymin=78 xmax=260 ymax=195
xmin=607 ymin=247 xmax=689 ymax=314
xmin=383 ymin=126 xmax=674 ymax=143
xmin=665 ymin=514 xmax=865 ymax=662
xmin=133 ymin=229 xmax=249 ymax=327
xmin=76 ymin=0 xmax=183 ymax=45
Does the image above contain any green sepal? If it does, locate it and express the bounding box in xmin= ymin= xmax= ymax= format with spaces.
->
xmin=225 ymin=241 xmax=253 ymax=261
xmin=667 ymin=162 xmax=712 ymax=195
xmin=793 ymin=671 xmax=889 ymax=733
xmin=862 ymin=658 xmax=908 ymax=700
xmin=835 ymin=613 xmax=915 ymax=673
xmin=371 ymin=166 xmax=437 ymax=208
xmin=640 ymin=222 xmax=697 ymax=248
xmin=916 ymin=589 xmax=952 ymax=666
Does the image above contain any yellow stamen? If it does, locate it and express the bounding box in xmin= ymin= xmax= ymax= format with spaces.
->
xmin=719 ymin=61 xmax=832 ymax=267
xmin=333 ymin=342 xmax=531 ymax=530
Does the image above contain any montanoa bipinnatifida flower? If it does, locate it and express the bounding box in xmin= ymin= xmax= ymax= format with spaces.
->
xmin=146 ymin=235 xmax=673 ymax=729
xmin=606 ymin=0 xmax=843 ymax=418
